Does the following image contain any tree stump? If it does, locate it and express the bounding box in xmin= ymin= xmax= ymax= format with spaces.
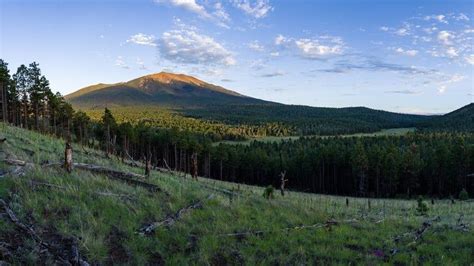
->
xmin=64 ymin=142 xmax=73 ymax=173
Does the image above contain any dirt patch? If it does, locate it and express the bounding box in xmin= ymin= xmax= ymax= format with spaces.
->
xmin=147 ymin=251 xmax=165 ymax=266
xmin=105 ymin=226 xmax=131 ymax=265
xmin=42 ymin=206 xmax=71 ymax=220
xmin=210 ymin=249 xmax=244 ymax=266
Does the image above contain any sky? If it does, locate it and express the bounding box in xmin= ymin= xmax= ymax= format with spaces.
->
xmin=1 ymin=0 xmax=473 ymax=114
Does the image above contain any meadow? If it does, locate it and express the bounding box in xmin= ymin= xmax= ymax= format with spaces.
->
xmin=0 ymin=123 xmax=472 ymax=265
xmin=214 ymin=127 xmax=416 ymax=146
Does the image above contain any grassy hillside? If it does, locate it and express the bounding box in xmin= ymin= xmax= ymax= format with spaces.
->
xmin=1 ymin=123 xmax=473 ymax=264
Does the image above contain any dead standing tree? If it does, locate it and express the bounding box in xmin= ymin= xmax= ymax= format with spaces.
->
xmin=191 ymin=151 xmax=198 ymax=180
xmin=64 ymin=142 xmax=73 ymax=173
xmin=145 ymin=148 xmax=152 ymax=178
xmin=280 ymin=171 xmax=288 ymax=196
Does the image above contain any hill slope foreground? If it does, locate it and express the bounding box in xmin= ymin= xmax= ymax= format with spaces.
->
xmin=0 ymin=123 xmax=473 ymax=264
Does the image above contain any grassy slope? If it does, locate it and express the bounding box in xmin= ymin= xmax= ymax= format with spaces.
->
xmin=0 ymin=123 xmax=473 ymax=265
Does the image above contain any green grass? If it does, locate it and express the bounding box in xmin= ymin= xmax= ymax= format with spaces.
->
xmin=0 ymin=123 xmax=472 ymax=265
xmin=214 ymin=127 xmax=416 ymax=146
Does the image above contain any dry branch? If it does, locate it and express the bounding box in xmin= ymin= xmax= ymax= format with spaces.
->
xmin=3 ymin=158 xmax=27 ymax=166
xmin=139 ymin=194 xmax=215 ymax=236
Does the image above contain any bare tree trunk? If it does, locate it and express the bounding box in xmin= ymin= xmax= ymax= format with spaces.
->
xmin=280 ymin=171 xmax=288 ymax=196
xmin=174 ymin=144 xmax=178 ymax=171
xmin=191 ymin=151 xmax=198 ymax=180
xmin=64 ymin=142 xmax=73 ymax=173
xmin=220 ymin=160 xmax=223 ymax=180
xmin=145 ymin=150 xmax=151 ymax=177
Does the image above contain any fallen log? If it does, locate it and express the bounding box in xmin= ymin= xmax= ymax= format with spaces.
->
xmin=43 ymin=162 xmax=165 ymax=193
xmin=139 ymin=194 xmax=215 ymax=236
xmin=73 ymin=163 xmax=164 ymax=193
xmin=197 ymin=183 xmax=240 ymax=198
xmin=220 ymin=219 xmax=353 ymax=238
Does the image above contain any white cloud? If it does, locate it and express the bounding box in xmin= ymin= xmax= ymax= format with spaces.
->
xmin=232 ymin=0 xmax=273 ymax=19
xmin=155 ymin=0 xmax=230 ymax=28
xmin=456 ymin=13 xmax=470 ymax=21
xmin=274 ymin=34 xmax=289 ymax=45
xmin=115 ymin=56 xmax=129 ymax=69
xmin=395 ymin=47 xmax=418 ymax=56
xmin=213 ymin=2 xmax=230 ymax=22
xmin=270 ymin=51 xmax=279 ymax=57
xmin=437 ymin=30 xmax=454 ymax=45
xmin=248 ymin=40 xmax=264 ymax=51
xmin=295 ymin=37 xmax=344 ymax=59
xmin=127 ymin=33 xmax=157 ymax=47
xmin=437 ymin=74 xmax=465 ymax=93
xmin=395 ymin=27 xmax=410 ymax=36
xmin=136 ymin=57 xmax=147 ymax=70
xmin=424 ymin=14 xmax=448 ymax=24
xmin=155 ymin=0 xmax=210 ymax=18
xmin=446 ymin=47 xmax=458 ymax=57
xmin=159 ymin=29 xmax=235 ymax=66
xmin=250 ymin=59 xmax=266 ymax=70
xmin=465 ymin=54 xmax=474 ymax=65
xmin=380 ymin=26 xmax=389 ymax=31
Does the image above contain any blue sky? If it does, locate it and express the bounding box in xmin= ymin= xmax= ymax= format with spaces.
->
xmin=1 ymin=0 xmax=473 ymax=114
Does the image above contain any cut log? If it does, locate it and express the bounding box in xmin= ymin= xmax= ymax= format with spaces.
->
xmin=139 ymin=194 xmax=214 ymax=236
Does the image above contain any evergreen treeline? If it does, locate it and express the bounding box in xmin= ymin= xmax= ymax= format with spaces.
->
xmin=0 ymin=60 xmax=75 ymax=137
xmin=183 ymin=104 xmax=432 ymax=135
xmin=84 ymin=107 xmax=293 ymax=141
xmin=1 ymin=59 xmax=472 ymax=198
xmin=209 ymin=134 xmax=473 ymax=198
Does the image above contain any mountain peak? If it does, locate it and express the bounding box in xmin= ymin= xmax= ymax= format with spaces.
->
xmin=66 ymin=72 xmax=270 ymax=108
xmin=143 ymin=72 xmax=206 ymax=86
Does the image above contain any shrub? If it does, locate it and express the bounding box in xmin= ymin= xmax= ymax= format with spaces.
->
xmin=459 ymin=189 xmax=469 ymax=201
xmin=263 ymin=185 xmax=274 ymax=199
xmin=416 ymin=196 xmax=428 ymax=215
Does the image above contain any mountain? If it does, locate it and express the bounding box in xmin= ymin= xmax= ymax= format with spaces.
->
xmin=420 ymin=103 xmax=474 ymax=131
xmin=66 ymin=72 xmax=439 ymax=135
xmin=66 ymin=72 xmax=272 ymax=108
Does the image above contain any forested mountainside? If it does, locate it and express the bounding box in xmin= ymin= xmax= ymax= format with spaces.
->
xmin=66 ymin=72 xmax=438 ymax=136
xmin=419 ymin=103 xmax=474 ymax=132
xmin=182 ymin=104 xmax=432 ymax=135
